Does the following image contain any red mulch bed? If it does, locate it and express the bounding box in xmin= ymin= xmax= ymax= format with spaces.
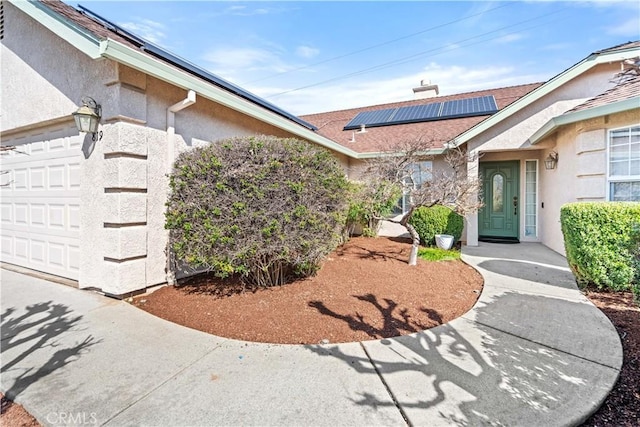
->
xmin=133 ymin=237 xmax=483 ymax=344
xmin=2 ymin=237 xmax=638 ymax=426
xmin=1 ymin=394 xmax=40 ymax=427
xmin=580 ymin=290 xmax=640 ymax=427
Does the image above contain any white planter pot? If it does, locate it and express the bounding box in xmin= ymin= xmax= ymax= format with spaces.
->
xmin=435 ymin=234 xmax=455 ymax=250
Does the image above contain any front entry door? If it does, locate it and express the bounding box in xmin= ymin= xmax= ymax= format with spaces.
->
xmin=479 ymin=161 xmax=519 ymax=241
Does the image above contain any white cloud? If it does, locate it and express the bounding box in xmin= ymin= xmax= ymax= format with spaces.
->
xmin=296 ymin=45 xmax=320 ymax=59
xmin=202 ymin=46 xmax=296 ymax=79
xmin=494 ymin=34 xmax=526 ymax=44
xmin=606 ymin=17 xmax=640 ymax=36
xmin=119 ymin=19 xmax=166 ymax=44
xmin=224 ymin=5 xmax=272 ymax=16
xmin=254 ymin=62 xmax=550 ymax=115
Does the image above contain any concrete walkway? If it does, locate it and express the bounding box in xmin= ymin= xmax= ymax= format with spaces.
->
xmin=1 ymin=243 xmax=622 ymax=426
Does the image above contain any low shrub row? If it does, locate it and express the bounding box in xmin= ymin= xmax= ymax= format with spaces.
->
xmin=560 ymin=202 xmax=640 ymax=302
xmin=409 ymin=205 xmax=464 ymax=247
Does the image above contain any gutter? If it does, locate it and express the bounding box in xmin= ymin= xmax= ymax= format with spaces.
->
xmin=166 ymin=90 xmax=197 ymax=173
xmin=99 ymin=39 xmax=362 ymax=160
xmin=528 ymin=96 xmax=640 ymax=145
xmin=165 ymin=90 xmax=197 ymax=285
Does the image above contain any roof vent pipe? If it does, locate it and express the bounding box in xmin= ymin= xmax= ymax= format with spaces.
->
xmin=358 ymin=124 xmax=367 ymax=133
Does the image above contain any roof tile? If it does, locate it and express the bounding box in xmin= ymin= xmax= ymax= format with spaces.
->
xmin=301 ymin=83 xmax=542 ymax=153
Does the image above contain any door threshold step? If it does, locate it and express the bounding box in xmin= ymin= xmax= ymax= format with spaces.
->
xmin=478 ymin=236 xmax=520 ymax=244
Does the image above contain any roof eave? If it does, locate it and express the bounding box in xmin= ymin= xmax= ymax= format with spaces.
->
xmin=528 ymin=96 xmax=640 ymax=145
xmin=451 ymin=47 xmax=640 ymax=148
xmin=10 ymin=0 xmax=103 ymax=59
xmin=98 ymin=39 xmax=360 ymax=159
xmin=355 ymin=148 xmax=446 ymax=159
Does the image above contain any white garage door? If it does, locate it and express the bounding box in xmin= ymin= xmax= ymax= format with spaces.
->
xmin=1 ymin=125 xmax=81 ymax=280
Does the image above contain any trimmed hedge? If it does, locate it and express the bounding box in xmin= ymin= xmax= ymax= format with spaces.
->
xmin=560 ymin=202 xmax=640 ymax=295
xmin=408 ymin=205 xmax=464 ymax=247
xmin=165 ymin=135 xmax=349 ymax=287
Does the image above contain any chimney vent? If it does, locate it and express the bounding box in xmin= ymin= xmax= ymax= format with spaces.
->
xmin=413 ymin=79 xmax=439 ymax=100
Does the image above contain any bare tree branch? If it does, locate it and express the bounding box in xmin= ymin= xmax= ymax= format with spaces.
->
xmin=360 ymin=137 xmax=483 ymax=265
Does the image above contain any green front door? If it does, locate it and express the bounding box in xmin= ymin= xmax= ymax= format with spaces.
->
xmin=479 ymin=161 xmax=519 ymax=241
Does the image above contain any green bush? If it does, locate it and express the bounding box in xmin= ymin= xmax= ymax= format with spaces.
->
xmin=630 ymin=222 xmax=640 ymax=304
xmin=408 ymin=205 xmax=464 ymax=247
xmin=344 ymin=181 xmax=402 ymax=238
xmin=165 ymin=135 xmax=350 ymax=287
xmin=560 ymin=202 xmax=640 ymax=293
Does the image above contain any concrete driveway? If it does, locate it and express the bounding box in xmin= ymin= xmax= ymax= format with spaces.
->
xmin=1 ymin=242 xmax=622 ymax=426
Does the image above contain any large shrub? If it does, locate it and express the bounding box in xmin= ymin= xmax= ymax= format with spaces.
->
xmin=165 ymin=135 xmax=350 ymax=287
xmin=408 ymin=205 xmax=464 ymax=247
xmin=560 ymin=202 xmax=640 ymax=293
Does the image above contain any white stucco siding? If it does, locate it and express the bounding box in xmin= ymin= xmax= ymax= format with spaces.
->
xmin=1 ymin=2 xmax=118 ymax=132
xmin=539 ymin=108 xmax=640 ymax=255
xmin=0 ymin=124 xmax=82 ymax=279
xmin=467 ymin=63 xmax=621 ymax=155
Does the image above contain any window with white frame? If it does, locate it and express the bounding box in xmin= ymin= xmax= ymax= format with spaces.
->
xmin=524 ymin=160 xmax=538 ymax=237
xmin=393 ymin=161 xmax=433 ymax=215
xmin=608 ymin=125 xmax=640 ymax=201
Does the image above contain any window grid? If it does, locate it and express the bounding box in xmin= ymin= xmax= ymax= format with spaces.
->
xmin=608 ymin=125 xmax=640 ymax=202
xmin=525 ymin=160 xmax=537 ymax=237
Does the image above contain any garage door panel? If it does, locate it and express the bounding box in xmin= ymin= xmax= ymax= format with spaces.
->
xmin=69 ymin=163 xmax=81 ymax=188
xmin=0 ymin=125 xmax=81 ymax=280
xmin=14 ymin=204 xmax=28 ymax=225
xmin=1 ymin=203 xmax=12 ymax=223
xmin=30 ymin=204 xmax=47 ymax=227
xmin=30 ymin=167 xmax=46 ymax=190
xmin=30 ymin=239 xmax=46 ymax=263
xmin=14 ymin=238 xmax=28 ymax=260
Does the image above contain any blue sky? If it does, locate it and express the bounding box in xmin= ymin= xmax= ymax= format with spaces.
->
xmin=69 ymin=1 xmax=639 ymax=115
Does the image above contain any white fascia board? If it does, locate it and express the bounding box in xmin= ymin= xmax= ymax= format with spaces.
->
xmin=451 ymin=47 xmax=640 ymax=148
xmin=10 ymin=0 xmax=102 ymax=59
xmin=356 ymin=148 xmax=446 ymax=159
xmin=99 ymin=39 xmax=362 ymax=159
xmin=528 ymin=97 xmax=640 ymax=145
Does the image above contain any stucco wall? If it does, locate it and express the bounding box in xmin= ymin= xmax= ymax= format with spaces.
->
xmin=1 ymin=2 xmax=119 ymax=131
xmin=538 ymin=108 xmax=640 ymax=255
xmin=2 ymin=2 xmax=354 ymax=295
xmin=465 ymin=62 xmax=628 ymax=250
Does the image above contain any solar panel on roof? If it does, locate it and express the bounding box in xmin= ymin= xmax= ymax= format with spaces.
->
xmin=76 ymin=5 xmax=318 ymax=131
xmin=393 ymin=103 xmax=442 ymax=122
xmin=440 ymin=95 xmax=498 ymax=119
xmin=344 ymin=108 xmax=397 ymax=130
xmin=342 ymin=95 xmax=498 ymax=131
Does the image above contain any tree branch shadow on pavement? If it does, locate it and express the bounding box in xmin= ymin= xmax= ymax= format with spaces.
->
xmin=308 ymin=293 xmax=435 ymax=340
xmin=307 ymin=291 xmax=610 ymax=426
xmin=478 ymin=259 xmax=577 ymax=289
xmin=1 ymin=302 xmax=100 ymax=401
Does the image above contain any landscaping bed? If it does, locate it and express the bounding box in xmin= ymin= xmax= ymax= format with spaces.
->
xmin=133 ymin=236 xmax=483 ymax=344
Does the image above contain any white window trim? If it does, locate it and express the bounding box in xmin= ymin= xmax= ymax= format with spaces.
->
xmin=524 ymin=159 xmax=538 ymax=239
xmin=606 ymin=124 xmax=640 ymax=201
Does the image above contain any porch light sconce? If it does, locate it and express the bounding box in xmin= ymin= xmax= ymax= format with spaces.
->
xmin=544 ymin=151 xmax=558 ymax=170
xmin=72 ymin=96 xmax=102 ymax=141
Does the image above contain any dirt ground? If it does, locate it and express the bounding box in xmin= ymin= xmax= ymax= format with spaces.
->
xmin=2 ymin=237 xmax=637 ymax=426
xmin=133 ymin=237 xmax=483 ymax=344
xmin=580 ymin=290 xmax=640 ymax=427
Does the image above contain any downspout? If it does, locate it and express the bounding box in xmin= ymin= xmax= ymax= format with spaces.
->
xmin=166 ymin=90 xmax=196 ymax=285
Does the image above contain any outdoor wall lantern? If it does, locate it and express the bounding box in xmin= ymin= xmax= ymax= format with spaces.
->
xmin=72 ymin=96 xmax=102 ymax=141
xmin=544 ymin=151 xmax=558 ymax=170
